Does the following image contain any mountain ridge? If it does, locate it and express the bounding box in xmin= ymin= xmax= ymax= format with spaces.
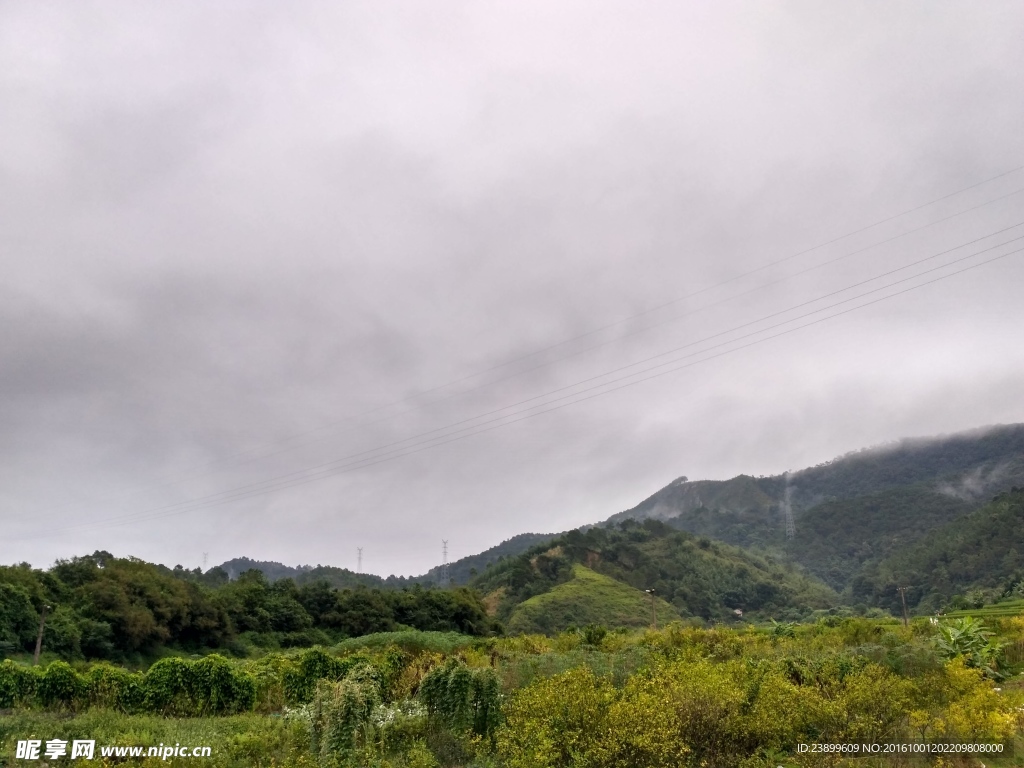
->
xmin=210 ymin=423 xmax=1024 ymax=622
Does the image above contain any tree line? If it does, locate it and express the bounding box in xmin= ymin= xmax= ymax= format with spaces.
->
xmin=0 ymin=552 xmax=498 ymax=663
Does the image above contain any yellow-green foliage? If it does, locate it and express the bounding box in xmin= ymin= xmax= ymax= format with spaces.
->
xmin=910 ymin=657 xmax=1016 ymax=741
xmin=2 ymin=620 xmax=1021 ymax=767
xmin=497 ymin=650 xmax=1016 ymax=768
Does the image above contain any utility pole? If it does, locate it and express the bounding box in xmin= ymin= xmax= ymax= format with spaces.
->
xmin=897 ymin=586 xmax=910 ymax=628
xmin=33 ymin=605 xmax=50 ymax=666
xmin=645 ymin=589 xmax=657 ymax=630
xmin=357 ymin=547 xmax=363 ymax=574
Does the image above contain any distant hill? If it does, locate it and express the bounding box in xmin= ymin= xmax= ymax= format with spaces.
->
xmin=788 ymin=424 xmax=1024 ymax=505
xmin=604 ymin=474 xmax=781 ymax=536
xmin=216 ymin=532 xmax=557 ymax=589
xmin=215 ymin=557 xmax=404 ymax=589
xmin=420 ymin=532 xmax=558 ymax=586
xmin=784 ymin=487 xmax=973 ymax=590
xmin=217 ymin=557 xmax=313 ymax=582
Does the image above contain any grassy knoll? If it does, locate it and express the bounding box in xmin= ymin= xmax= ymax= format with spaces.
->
xmin=505 ymin=564 xmax=678 ymax=634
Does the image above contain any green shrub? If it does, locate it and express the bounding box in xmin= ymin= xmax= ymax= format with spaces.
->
xmin=0 ymin=659 xmax=38 ymax=708
xmin=582 ymin=624 xmax=608 ymax=646
xmin=333 ymin=630 xmax=474 ymax=656
xmin=87 ymin=664 xmax=144 ymax=713
xmin=284 ymin=647 xmax=349 ymax=704
xmin=143 ymin=656 xmax=193 ymax=714
xmin=496 ymin=666 xmax=614 ymax=768
xmin=191 ymin=654 xmax=256 ymax=715
xmin=281 ymin=628 xmax=333 ymax=648
xmin=36 ymin=660 xmax=85 ymax=710
xmin=143 ymin=654 xmax=256 ymax=716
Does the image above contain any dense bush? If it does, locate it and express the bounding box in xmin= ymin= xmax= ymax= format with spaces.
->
xmin=0 ymin=659 xmax=37 ymax=708
xmin=1 ymin=654 xmax=256 ymax=716
xmin=86 ymin=663 xmax=145 ymax=712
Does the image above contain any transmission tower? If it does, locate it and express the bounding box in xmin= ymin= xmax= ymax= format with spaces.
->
xmin=440 ymin=540 xmax=449 ymax=586
xmin=783 ymin=472 xmax=795 ymax=540
xmin=356 ymin=547 xmax=363 ymax=574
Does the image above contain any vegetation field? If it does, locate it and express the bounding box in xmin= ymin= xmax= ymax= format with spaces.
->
xmin=3 ymin=616 xmax=1024 ymax=767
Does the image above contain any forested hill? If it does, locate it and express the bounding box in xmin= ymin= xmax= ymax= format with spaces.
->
xmin=468 ymin=518 xmax=836 ymax=630
xmin=850 ymin=487 xmax=1024 ymax=614
xmin=789 ymin=423 xmax=1024 ymax=504
xmin=598 ymin=424 xmax=1024 ymax=595
xmin=606 ymin=423 xmax=1024 ymax=530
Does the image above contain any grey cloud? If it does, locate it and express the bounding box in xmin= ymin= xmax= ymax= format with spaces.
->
xmin=1 ymin=1 xmax=1023 ymax=575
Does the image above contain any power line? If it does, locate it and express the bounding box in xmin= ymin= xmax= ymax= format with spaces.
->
xmin=311 ymin=186 xmax=1024 ymax=442
xmin=46 ymin=226 xmax=1024 ymax=534
xmin=37 ymin=169 xmax=1024 ymax=517
xmin=50 ymin=231 xmax=1024 ymax=532
xmin=34 ymin=199 xmax=1024 ymax=536
xmin=69 ymin=225 xmax=1018 ymax=515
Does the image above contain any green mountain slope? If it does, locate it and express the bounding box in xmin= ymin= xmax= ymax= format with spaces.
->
xmin=506 ymin=564 xmax=678 ymax=634
xmin=608 ymin=423 xmax=1024 ymax=530
xmin=790 ymin=424 xmax=1024 ymax=504
xmin=785 ymin=487 xmax=973 ymax=590
xmin=604 ymin=474 xmax=781 ymax=531
xmin=851 ymin=488 xmax=1024 ymax=614
xmin=602 ymin=424 xmax=1024 ymax=595
xmin=472 ymin=519 xmax=835 ymax=628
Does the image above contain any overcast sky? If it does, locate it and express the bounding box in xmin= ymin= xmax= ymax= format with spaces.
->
xmin=2 ymin=2 xmax=1023 ymax=576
